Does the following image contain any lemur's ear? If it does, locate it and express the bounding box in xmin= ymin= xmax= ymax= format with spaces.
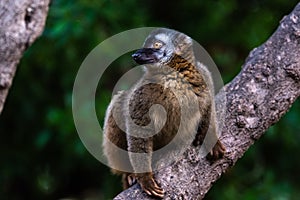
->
xmin=175 ymin=35 xmax=193 ymax=56
xmin=183 ymin=36 xmax=193 ymax=44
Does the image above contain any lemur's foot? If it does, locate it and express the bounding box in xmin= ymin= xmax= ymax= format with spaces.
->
xmin=207 ymin=140 xmax=226 ymax=161
xmin=136 ymin=172 xmax=164 ymax=198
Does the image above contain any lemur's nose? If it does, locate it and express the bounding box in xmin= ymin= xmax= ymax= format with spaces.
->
xmin=132 ymin=52 xmax=141 ymax=61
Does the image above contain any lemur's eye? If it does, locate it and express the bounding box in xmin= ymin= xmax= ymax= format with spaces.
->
xmin=153 ymin=41 xmax=163 ymax=49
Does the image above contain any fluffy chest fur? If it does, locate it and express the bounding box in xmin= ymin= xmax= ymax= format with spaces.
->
xmin=126 ymin=64 xmax=208 ymax=150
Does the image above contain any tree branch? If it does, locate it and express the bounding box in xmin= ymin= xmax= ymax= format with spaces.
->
xmin=115 ymin=2 xmax=300 ymax=199
xmin=0 ymin=0 xmax=50 ymax=114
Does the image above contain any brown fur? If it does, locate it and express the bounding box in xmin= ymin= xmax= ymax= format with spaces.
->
xmin=103 ymin=28 xmax=225 ymax=198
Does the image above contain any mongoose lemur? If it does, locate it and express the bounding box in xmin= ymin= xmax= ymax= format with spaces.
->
xmin=103 ymin=28 xmax=225 ymax=198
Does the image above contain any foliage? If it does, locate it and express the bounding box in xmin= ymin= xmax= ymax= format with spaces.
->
xmin=0 ymin=0 xmax=299 ymax=199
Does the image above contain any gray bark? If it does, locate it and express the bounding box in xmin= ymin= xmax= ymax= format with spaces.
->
xmin=115 ymin=2 xmax=300 ymax=200
xmin=0 ymin=0 xmax=50 ymax=114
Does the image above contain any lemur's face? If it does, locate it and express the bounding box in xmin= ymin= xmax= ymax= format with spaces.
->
xmin=132 ymin=32 xmax=174 ymax=65
xmin=132 ymin=28 xmax=192 ymax=65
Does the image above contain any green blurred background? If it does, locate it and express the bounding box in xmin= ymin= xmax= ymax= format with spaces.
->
xmin=1 ymin=0 xmax=300 ymax=199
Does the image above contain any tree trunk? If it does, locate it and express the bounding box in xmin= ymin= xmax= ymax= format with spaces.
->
xmin=115 ymin=3 xmax=300 ymax=200
xmin=0 ymin=0 xmax=50 ymax=114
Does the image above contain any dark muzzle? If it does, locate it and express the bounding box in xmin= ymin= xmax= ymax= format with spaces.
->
xmin=132 ymin=48 xmax=162 ymax=64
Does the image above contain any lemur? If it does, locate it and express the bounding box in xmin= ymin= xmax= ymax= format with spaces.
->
xmin=103 ymin=28 xmax=225 ymax=198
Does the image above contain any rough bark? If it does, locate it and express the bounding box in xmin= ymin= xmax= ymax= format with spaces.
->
xmin=0 ymin=0 xmax=50 ymax=114
xmin=115 ymin=3 xmax=300 ymax=200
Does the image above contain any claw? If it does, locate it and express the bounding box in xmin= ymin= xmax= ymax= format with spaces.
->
xmin=144 ymin=188 xmax=152 ymax=196
xmin=122 ymin=173 xmax=137 ymax=189
xmin=127 ymin=174 xmax=136 ymax=186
